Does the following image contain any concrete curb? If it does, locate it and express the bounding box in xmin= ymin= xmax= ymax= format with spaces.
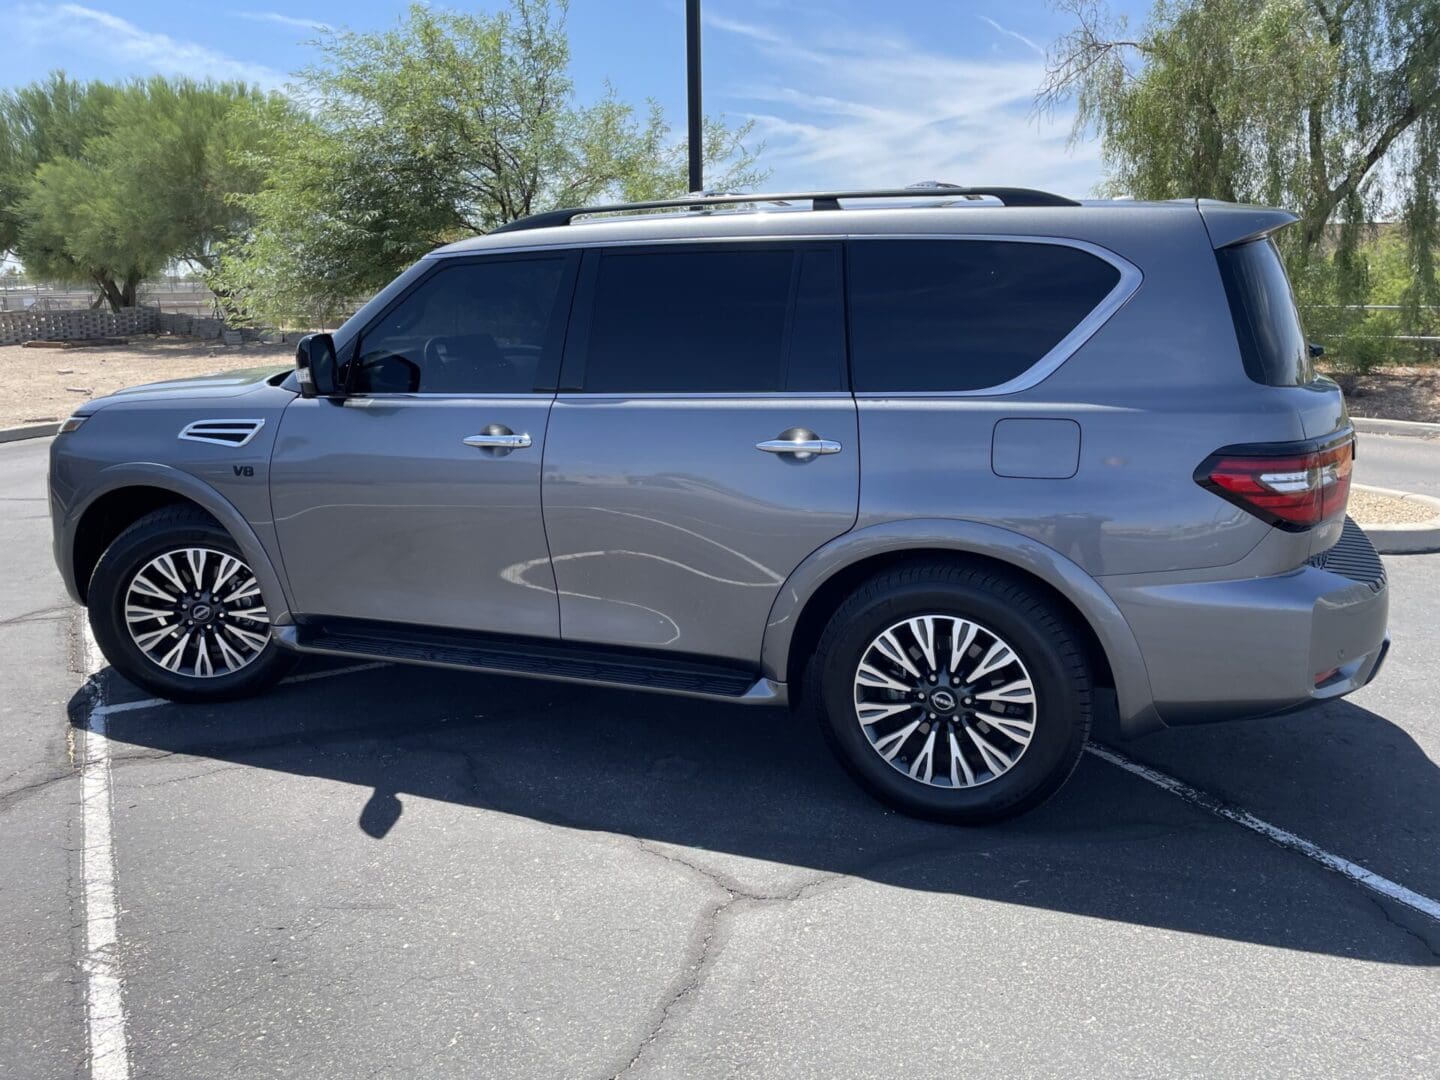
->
xmin=0 ymin=422 xmax=59 ymax=444
xmin=1353 ymin=416 xmax=1440 ymax=439
xmin=1353 ymin=484 xmax=1440 ymax=555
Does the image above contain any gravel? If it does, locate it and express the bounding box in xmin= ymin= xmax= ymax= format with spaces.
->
xmin=1348 ymin=487 xmax=1440 ymax=525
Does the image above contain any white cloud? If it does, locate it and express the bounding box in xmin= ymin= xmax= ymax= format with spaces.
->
xmin=14 ymin=4 xmax=287 ymax=89
xmin=231 ymin=10 xmax=332 ymax=34
xmin=706 ymin=10 xmax=1102 ymax=197
xmin=977 ymin=15 xmax=1045 ymax=57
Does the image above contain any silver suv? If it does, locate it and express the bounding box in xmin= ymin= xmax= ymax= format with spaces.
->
xmin=49 ymin=187 xmax=1390 ymax=822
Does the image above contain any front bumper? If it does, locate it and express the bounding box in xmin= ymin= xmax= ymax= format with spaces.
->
xmin=1104 ymin=518 xmax=1389 ymax=726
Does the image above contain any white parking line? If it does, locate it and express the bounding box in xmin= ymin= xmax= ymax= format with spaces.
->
xmin=75 ymin=643 xmax=387 ymax=1080
xmin=79 ymin=626 xmax=130 ymax=1080
xmin=1087 ymin=744 xmax=1440 ymax=922
xmin=90 ymin=662 xmax=388 ymax=720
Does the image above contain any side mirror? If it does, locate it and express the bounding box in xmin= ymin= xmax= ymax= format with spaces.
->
xmin=295 ymin=333 xmax=340 ymax=398
xmin=1308 ymin=341 xmax=1326 ymax=359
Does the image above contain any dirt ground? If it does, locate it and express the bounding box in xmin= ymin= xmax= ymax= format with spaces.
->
xmin=0 ymin=338 xmax=293 ymax=428
xmin=1325 ymin=364 xmax=1440 ymax=424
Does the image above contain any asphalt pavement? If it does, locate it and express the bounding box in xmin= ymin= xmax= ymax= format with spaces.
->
xmin=1355 ymin=427 xmax=1440 ymax=496
xmin=3 ymin=433 xmax=1438 ymax=1080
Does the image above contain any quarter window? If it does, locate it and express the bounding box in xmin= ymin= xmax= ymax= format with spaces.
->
xmin=352 ymin=258 xmax=567 ymax=394
xmin=578 ymin=246 xmax=845 ymax=394
xmin=847 ymin=239 xmax=1122 ymax=393
xmin=1215 ymin=238 xmax=1314 ymax=387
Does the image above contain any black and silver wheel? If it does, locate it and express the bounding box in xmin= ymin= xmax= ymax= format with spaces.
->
xmin=89 ymin=506 xmax=295 ymax=702
xmin=807 ymin=562 xmax=1091 ymax=823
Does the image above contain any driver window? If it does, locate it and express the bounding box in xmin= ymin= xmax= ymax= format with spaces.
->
xmin=351 ymin=258 xmax=566 ymax=394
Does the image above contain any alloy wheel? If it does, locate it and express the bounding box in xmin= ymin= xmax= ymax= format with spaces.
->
xmin=852 ymin=614 xmax=1037 ymax=788
xmin=123 ymin=547 xmax=270 ymax=678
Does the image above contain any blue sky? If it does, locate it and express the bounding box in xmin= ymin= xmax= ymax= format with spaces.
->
xmin=2 ymin=1 xmax=1152 ymax=198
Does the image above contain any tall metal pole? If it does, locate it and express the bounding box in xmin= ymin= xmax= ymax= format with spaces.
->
xmin=686 ymin=0 xmax=703 ymax=193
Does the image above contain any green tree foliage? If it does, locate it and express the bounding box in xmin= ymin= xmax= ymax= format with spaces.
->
xmin=215 ymin=0 xmax=766 ymax=327
xmin=0 ymin=74 xmax=275 ymax=310
xmin=1039 ymin=0 xmax=1440 ymax=371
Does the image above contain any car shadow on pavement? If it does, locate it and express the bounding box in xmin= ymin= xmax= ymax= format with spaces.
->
xmin=77 ymin=658 xmax=1440 ymax=966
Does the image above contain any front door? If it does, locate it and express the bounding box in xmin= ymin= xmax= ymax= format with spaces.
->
xmin=542 ymin=242 xmax=858 ymax=664
xmin=271 ymin=252 xmax=577 ymax=638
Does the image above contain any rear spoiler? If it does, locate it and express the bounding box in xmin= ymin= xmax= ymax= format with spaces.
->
xmin=1194 ymin=199 xmax=1298 ymax=249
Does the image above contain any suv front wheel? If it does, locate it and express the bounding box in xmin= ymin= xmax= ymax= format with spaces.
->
xmin=807 ymin=563 xmax=1092 ymax=823
xmin=88 ymin=505 xmax=295 ymax=702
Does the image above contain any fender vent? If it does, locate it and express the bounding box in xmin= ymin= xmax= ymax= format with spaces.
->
xmin=178 ymin=418 xmax=266 ymax=448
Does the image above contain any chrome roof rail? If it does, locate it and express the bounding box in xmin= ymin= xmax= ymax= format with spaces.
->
xmin=490 ymin=186 xmax=1080 ymax=234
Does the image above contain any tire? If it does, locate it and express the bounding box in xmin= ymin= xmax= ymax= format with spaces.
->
xmin=87 ymin=505 xmax=296 ymax=703
xmin=805 ymin=562 xmax=1091 ymax=824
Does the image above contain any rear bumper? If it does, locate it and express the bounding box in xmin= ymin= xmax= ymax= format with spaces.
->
xmin=1104 ymin=518 xmax=1389 ymax=726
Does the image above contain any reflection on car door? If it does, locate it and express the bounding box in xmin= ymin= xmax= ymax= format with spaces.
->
xmin=542 ymin=243 xmax=859 ymax=664
xmin=270 ymin=252 xmax=578 ymax=637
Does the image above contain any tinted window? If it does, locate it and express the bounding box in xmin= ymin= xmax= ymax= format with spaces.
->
xmin=1216 ymin=238 xmax=1314 ymax=386
xmin=581 ymin=247 xmax=841 ymax=394
xmin=786 ymin=248 xmax=847 ymax=391
xmin=352 ymin=259 xmax=566 ymax=394
xmin=847 ymin=240 xmax=1122 ymax=392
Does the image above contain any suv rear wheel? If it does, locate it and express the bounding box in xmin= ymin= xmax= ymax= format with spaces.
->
xmin=88 ymin=505 xmax=295 ymax=702
xmin=807 ymin=563 xmax=1091 ymax=823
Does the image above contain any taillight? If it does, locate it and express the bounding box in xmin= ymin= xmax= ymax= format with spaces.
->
xmin=1195 ymin=430 xmax=1354 ymax=530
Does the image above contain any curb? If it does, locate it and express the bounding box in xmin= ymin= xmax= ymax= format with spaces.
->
xmin=0 ymin=422 xmax=59 ymax=444
xmin=1353 ymin=416 xmax=1440 ymax=439
xmin=1353 ymin=484 xmax=1440 ymax=555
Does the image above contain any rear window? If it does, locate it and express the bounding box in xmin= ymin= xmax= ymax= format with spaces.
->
xmin=1215 ymin=238 xmax=1314 ymax=386
xmin=847 ymin=239 xmax=1122 ymax=393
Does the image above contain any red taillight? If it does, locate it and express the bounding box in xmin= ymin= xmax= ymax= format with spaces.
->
xmin=1195 ymin=431 xmax=1354 ymax=530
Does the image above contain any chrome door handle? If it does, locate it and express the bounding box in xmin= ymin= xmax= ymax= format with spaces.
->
xmin=463 ymin=428 xmax=531 ymax=450
xmin=755 ymin=428 xmax=842 ymax=460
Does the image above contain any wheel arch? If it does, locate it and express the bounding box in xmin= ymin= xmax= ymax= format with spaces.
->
xmin=65 ymin=465 xmax=292 ymax=623
xmin=763 ymin=520 xmax=1162 ymax=737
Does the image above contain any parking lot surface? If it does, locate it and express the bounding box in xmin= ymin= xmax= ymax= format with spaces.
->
xmin=3 ymin=434 xmax=1438 ymax=1079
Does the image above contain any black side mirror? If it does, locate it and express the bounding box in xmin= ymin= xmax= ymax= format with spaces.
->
xmin=295 ymin=333 xmax=340 ymax=398
xmin=1308 ymin=341 xmax=1325 ymax=359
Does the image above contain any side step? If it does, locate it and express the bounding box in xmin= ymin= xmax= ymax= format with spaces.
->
xmin=276 ymin=619 xmax=784 ymax=704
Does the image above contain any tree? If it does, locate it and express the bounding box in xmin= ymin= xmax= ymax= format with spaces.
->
xmin=0 ymin=75 xmax=276 ymax=310
xmin=1038 ymin=0 xmax=1440 ymax=365
xmin=214 ymin=0 xmax=765 ymax=327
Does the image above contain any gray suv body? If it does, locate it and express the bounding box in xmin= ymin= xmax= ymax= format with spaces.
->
xmin=49 ymin=188 xmax=1390 ymax=821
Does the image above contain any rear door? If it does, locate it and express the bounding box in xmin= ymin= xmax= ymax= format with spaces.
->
xmin=271 ymin=252 xmax=577 ymax=637
xmin=541 ymin=242 xmax=858 ymax=664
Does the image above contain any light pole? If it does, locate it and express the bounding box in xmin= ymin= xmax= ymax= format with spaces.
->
xmin=686 ymin=0 xmax=703 ymax=193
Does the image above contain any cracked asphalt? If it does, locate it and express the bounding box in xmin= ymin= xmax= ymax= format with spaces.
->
xmin=3 ymin=433 xmax=1439 ymax=1079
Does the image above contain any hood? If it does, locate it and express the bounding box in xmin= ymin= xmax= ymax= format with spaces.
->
xmin=83 ymin=365 xmax=291 ymax=412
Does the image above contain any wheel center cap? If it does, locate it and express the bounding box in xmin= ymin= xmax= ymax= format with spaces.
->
xmin=190 ymin=602 xmax=214 ymax=624
xmin=929 ymin=689 xmax=958 ymax=713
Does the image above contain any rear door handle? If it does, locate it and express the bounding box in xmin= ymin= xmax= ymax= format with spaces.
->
xmin=463 ymin=427 xmax=531 ymax=451
xmin=756 ymin=427 xmax=842 ymax=460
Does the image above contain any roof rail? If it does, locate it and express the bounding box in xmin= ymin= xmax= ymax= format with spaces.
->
xmin=490 ymin=186 xmax=1080 ymax=234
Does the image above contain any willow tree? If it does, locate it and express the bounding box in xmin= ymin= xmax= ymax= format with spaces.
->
xmin=1039 ymin=0 xmax=1440 ymax=365
xmin=216 ymin=0 xmax=766 ymax=328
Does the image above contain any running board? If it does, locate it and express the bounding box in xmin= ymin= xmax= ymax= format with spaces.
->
xmin=274 ymin=620 xmax=786 ymax=704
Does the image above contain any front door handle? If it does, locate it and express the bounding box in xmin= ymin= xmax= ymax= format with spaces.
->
xmin=755 ymin=427 xmax=843 ymax=461
xmin=463 ymin=425 xmax=532 ymax=451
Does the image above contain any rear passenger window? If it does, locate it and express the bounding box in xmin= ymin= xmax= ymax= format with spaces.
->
xmin=847 ymin=239 xmax=1122 ymax=393
xmin=578 ymin=246 xmax=845 ymax=393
